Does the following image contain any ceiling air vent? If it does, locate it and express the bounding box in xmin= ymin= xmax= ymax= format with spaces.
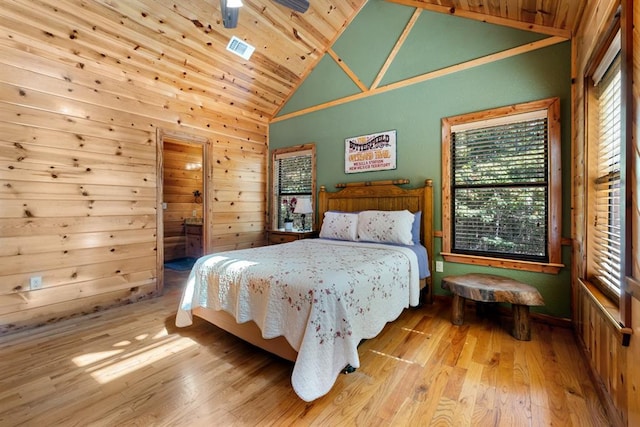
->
xmin=273 ymin=0 xmax=309 ymax=13
xmin=226 ymin=36 xmax=255 ymax=60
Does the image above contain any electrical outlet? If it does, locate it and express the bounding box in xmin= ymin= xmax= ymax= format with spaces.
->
xmin=435 ymin=261 xmax=444 ymax=273
xmin=30 ymin=276 xmax=43 ymax=290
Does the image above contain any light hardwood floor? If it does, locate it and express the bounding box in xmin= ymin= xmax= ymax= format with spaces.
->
xmin=0 ymin=269 xmax=610 ymax=426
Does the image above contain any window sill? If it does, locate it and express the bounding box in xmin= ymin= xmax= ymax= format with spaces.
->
xmin=579 ymin=278 xmax=633 ymax=346
xmin=440 ymin=252 xmax=564 ymax=274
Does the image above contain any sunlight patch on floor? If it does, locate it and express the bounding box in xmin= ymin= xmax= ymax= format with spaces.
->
xmin=400 ymin=326 xmax=432 ymax=337
xmin=368 ymin=349 xmax=417 ymax=365
xmin=71 ymin=328 xmax=198 ymax=384
xmin=72 ymin=350 xmax=123 ymax=367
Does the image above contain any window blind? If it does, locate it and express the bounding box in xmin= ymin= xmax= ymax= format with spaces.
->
xmin=275 ymin=153 xmax=312 ymax=227
xmin=592 ymin=54 xmax=622 ymax=295
xmin=451 ymin=117 xmax=549 ymax=261
xmin=277 ymin=154 xmax=312 ymax=195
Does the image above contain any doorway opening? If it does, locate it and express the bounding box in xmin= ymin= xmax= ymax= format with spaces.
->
xmin=156 ymin=129 xmax=209 ymax=292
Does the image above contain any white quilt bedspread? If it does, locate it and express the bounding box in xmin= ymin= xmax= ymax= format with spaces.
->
xmin=175 ymin=239 xmax=419 ymax=401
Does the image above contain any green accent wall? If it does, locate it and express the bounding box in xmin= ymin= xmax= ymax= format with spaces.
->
xmin=270 ymin=0 xmax=573 ymax=319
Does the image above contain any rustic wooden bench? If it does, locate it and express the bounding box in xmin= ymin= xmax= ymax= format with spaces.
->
xmin=441 ymin=273 xmax=544 ymax=340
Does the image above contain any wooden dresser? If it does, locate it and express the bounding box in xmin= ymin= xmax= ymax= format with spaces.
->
xmin=267 ymin=229 xmax=316 ymax=245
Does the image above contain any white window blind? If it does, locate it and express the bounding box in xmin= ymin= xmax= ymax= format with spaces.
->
xmin=451 ymin=115 xmax=549 ymax=262
xmin=592 ymin=54 xmax=622 ymax=295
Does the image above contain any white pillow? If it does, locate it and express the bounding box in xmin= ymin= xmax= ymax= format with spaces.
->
xmin=357 ymin=210 xmax=415 ymax=245
xmin=319 ymin=212 xmax=359 ymax=241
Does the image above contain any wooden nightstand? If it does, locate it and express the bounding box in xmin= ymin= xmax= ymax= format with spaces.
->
xmin=267 ymin=229 xmax=316 ymax=245
xmin=185 ymin=223 xmax=203 ymax=258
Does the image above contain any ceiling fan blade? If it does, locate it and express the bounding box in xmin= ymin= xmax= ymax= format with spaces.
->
xmin=272 ymin=0 xmax=309 ymax=13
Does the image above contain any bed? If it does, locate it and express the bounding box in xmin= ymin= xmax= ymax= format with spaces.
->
xmin=176 ymin=179 xmax=434 ymax=401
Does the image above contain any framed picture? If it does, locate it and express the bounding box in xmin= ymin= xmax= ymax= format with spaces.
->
xmin=344 ymin=130 xmax=397 ymax=174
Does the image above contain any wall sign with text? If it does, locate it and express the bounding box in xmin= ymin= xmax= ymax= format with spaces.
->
xmin=344 ymin=130 xmax=397 ymax=174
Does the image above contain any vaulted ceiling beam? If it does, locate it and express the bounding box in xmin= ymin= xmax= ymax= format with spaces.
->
xmin=384 ymin=0 xmax=572 ymax=39
xmin=271 ymin=35 xmax=567 ymax=122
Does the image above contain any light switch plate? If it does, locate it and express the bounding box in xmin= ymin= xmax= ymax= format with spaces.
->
xmin=30 ymin=276 xmax=43 ymax=290
xmin=435 ymin=261 xmax=444 ymax=273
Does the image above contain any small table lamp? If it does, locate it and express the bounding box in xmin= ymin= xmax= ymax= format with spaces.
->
xmin=293 ymin=198 xmax=313 ymax=231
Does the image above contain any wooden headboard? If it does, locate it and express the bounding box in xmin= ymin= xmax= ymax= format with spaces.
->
xmin=318 ymin=179 xmax=434 ymax=303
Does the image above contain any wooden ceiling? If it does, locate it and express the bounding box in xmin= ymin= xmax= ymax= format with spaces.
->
xmin=64 ymin=0 xmax=585 ymax=122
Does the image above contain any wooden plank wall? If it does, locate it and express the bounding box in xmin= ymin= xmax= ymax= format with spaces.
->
xmin=572 ymin=0 xmax=640 ymax=426
xmin=0 ymin=0 xmax=268 ymax=334
xmin=574 ymin=282 xmax=628 ymax=425
xmin=162 ymin=140 xmax=203 ymax=261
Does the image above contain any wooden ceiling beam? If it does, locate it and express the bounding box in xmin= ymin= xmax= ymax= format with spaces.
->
xmin=371 ymin=8 xmax=422 ymax=90
xmin=271 ymin=36 xmax=567 ymax=123
xmin=271 ymin=0 xmax=369 ymax=117
xmin=327 ymin=48 xmax=368 ymax=92
xmin=384 ymin=0 xmax=572 ymax=39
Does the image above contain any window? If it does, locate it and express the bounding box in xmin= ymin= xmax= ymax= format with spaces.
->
xmin=441 ymin=98 xmax=562 ymax=273
xmin=586 ymin=29 xmax=623 ymax=302
xmin=271 ymin=144 xmax=316 ymax=230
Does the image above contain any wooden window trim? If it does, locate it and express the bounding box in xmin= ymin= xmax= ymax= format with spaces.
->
xmin=582 ymin=0 xmax=634 ymax=328
xmin=270 ymin=143 xmax=317 ymax=231
xmin=441 ymin=97 xmax=563 ymax=274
